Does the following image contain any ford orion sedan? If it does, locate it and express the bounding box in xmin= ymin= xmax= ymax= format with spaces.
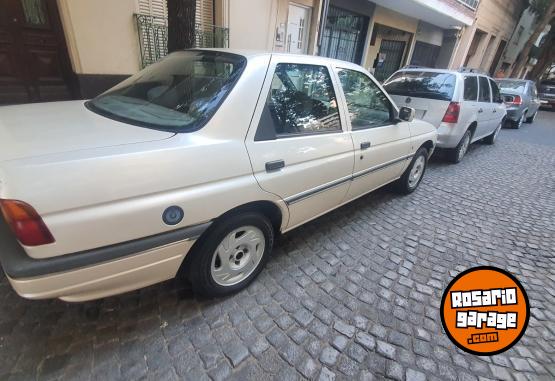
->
xmin=0 ymin=49 xmax=436 ymax=301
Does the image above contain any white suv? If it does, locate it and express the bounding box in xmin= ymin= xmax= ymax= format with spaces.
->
xmin=384 ymin=68 xmax=506 ymax=163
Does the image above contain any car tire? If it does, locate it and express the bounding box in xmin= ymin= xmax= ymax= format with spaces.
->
xmin=525 ymin=111 xmax=537 ymax=123
xmin=394 ymin=147 xmax=428 ymax=194
xmin=447 ymin=130 xmax=471 ymax=164
xmin=483 ymin=122 xmax=501 ymax=145
xmin=514 ymin=112 xmax=525 ymax=129
xmin=187 ymin=212 xmax=274 ymax=297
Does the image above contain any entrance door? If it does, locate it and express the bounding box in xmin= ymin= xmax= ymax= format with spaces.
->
xmin=374 ymin=39 xmax=406 ymax=82
xmin=287 ymin=4 xmax=311 ymax=54
xmin=0 ymin=0 xmax=75 ymax=105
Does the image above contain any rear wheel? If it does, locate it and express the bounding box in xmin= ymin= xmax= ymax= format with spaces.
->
xmin=447 ymin=130 xmax=471 ymax=163
xmin=525 ymin=110 xmax=537 ymax=123
xmin=394 ymin=147 xmax=428 ymax=194
xmin=187 ymin=212 xmax=274 ymax=297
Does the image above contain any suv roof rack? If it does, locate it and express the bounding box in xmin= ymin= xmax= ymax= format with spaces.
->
xmin=458 ymin=67 xmax=488 ymax=75
xmin=402 ymin=65 xmax=430 ymax=69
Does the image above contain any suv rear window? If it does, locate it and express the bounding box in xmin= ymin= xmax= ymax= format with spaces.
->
xmin=87 ymin=50 xmax=247 ymax=132
xmin=384 ymin=71 xmax=456 ymax=101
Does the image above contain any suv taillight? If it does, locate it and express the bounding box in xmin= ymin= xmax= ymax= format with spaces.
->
xmin=442 ymin=102 xmax=460 ymax=124
xmin=0 ymin=199 xmax=55 ymax=246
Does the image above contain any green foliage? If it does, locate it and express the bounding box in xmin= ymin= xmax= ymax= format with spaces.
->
xmin=530 ymin=0 xmax=553 ymax=15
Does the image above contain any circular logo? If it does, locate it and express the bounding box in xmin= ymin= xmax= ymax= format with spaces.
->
xmin=405 ymin=97 xmax=412 ymax=104
xmin=162 ymin=206 xmax=184 ymax=225
xmin=440 ymin=266 xmax=529 ymax=356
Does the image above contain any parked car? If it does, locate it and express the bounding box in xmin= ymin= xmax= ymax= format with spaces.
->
xmin=0 ymin=49 xmax=437 ymax=301
xmin=383 ymin=68 xmax=506 ymax=163
xmin=496 ymin=79 xmax=541 ymax=127
xmin=538 ymin=80 xmax=555 ymax=110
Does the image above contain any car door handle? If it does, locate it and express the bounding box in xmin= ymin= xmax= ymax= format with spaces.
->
xmin=493 ymin=109 xmax=497 ymax=113
xmin=478 ymin=108 xmax=483 ymax=113
xmin=265 ymin=160 xmax=285 ymax=172
xmin=360 ymin=142 xmax=371 ymax=150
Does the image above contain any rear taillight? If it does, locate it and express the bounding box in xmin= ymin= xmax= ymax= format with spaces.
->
xmin=442 ymin=102 xmax=460 ymax=124
xmin=512 ymin=95 xmax=523 ymax=105
xmin=0 ymin=199 xmax=54 ymax=246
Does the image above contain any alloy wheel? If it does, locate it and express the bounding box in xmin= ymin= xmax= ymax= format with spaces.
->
xmin=408 ymin=155 xmax=426 ymax=189
xmin=210 ymin=226 xmax=266 ymax=286
xmin=458 ymin=133 xmax=471 ymax=161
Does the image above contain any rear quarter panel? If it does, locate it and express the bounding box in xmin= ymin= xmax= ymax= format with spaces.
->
xmin=0 ymin=55 xmax=287 ymax=259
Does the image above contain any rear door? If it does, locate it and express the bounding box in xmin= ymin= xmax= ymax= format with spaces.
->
xmin=477 ymin=76 xmax=493 ymax=138
xmin=334 ymin=66 xmax=411 ymax=201
xmin=245 ymin=57 xmax=355 ymax=230
xmin=527 ymin=82 xmax=541 ymax=115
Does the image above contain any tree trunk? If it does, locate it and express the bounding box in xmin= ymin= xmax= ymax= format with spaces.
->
xmin=526 ymin=36 xmax=555 ymax=81
xmin=167 ymin=0 xmax=196 ymax=53
xmin=510 ymin=2 xmax=555 ymax=77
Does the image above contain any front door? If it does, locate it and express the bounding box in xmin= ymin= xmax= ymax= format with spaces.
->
xmin=476 ymin=76 xmax=493 ymax=138
xmin=334 ymin=67 xmax=411 ymax=201
xmin=246 ymin=58 xmax=354 ymax=230
xmin=0 ymin=0 xmax=75 ymax=105
xmin=287 ymin=4 xmax=311 ymax=54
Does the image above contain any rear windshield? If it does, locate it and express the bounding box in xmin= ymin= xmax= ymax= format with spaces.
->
xmin=497 ymin=80 xmax=526 ymax=92
xmin=383 ymin=71 xmax=456 ymax=101
xmin=87 ymin=50 xmax=247 ymax=132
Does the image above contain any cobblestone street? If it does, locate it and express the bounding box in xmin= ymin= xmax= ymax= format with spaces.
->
xmin=0 ymin=112 xmax=554 ymax=381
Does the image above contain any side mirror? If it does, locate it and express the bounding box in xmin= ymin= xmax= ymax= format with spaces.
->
xmin=398 ymin=106 xmax=415 ymax=122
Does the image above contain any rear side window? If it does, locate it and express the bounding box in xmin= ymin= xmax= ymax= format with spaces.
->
xmin=256 ymin=63 xmax=341 ymax=139
xmin=463 ymin=76 xmax=478 ymax=101
xmin=337 ymin=68 xmax=392 ymax=129
xmin=489 ymin=79 xmax=502 ymax=103
xmin=478 ymin=76 xmax=491 ymax=102
xmin=383 ymin=71 xmax=456 ymax=101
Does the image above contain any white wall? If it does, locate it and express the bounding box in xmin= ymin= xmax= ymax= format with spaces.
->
xmin=416 ymin=21 xmax=443 ymax=46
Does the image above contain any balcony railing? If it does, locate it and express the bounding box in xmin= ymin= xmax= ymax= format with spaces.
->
xmin=457 ymin=0 xmax=480 ymax=10
xmin=135 ymin=14 xmax=229 ymax=68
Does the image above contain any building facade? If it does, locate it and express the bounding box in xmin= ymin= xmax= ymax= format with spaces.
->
xmin=0 ymin=0 xmax=528 ymax=105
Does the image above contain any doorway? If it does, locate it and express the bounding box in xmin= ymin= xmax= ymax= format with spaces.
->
xmin=287 ymin=3 xmax=311 ymax=54
xmin=0 ymin=0 xmax=75 ymax=105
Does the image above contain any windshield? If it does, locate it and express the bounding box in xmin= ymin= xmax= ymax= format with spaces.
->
xmin=87 ymin=50 xmax=247 ymax=131
xmin=383 ymin=71 xmax=456 ymax=101
xmin=497 ymin=80 xmax=526 ymax=92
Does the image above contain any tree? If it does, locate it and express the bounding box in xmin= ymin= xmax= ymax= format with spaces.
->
xmin=510 ymin=0 xmax=555 ymax=78
xmin=526 ymin=24 xmax=555 ymax=81
xmin=167 ymin=0 xmax=196 ymax=53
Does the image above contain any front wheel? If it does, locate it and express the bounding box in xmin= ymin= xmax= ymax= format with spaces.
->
xmin=187 ymin=212 xmax=274 ymax=297
xmin=447 ymin=130 xmax=471 ymax=163
xmin=394 ymin=147 xmax=428 ymax=194
xmin=483 ymin=122 xmax=501 ymax=145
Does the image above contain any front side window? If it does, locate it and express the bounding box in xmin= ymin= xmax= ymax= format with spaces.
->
xmin=87 ymin=51 xmax=247 ymax=131
xmin=383 ymin=71 xmax=456 ymax=101
xmin=463 ymin=76 xmax=478 ymax=101
xmin=489 ymin=79 xmax=502 ymax=103
xmin=478 ymin=76 xmax=491 ymax=102
xmin=337 ymin=68 xmax=392 ymax=129
xmin=258 ymin=63 xmax=341 ymax=138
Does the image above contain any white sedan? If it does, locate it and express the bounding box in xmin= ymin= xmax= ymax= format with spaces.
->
xmin=0 ymin=49 xmax=436 ymax=301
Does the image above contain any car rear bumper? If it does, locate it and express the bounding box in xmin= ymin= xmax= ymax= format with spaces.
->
xmin=436 ymin=122 xmax=464 ymax=149
xmin=505 ymin=107 xmax=524 ymax=121
xmin=0 ymin=219 xmax=210 ymax=301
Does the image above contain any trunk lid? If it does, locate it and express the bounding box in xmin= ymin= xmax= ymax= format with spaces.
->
xmin=390 ymin=94 xmax=450 ymax=127
xmin=0 ymin=101 xmax=175 ymax=162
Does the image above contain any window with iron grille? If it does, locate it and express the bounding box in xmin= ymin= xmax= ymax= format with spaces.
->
xmin=457 ymin=0 xmax=479 ymax=10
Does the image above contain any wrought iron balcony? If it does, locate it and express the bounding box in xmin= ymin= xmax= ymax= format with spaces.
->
xmin=135 ymin=14 xmax=229 ymax=68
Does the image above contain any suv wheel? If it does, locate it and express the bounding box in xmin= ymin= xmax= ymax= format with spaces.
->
xmin=525 ymin=111 xmax=537 ymax=123
xmin=395 ymin=147 xmax=428 ymax=194
xmin=187 ymin=212 xmax=274 ymax=297
xmin=483 ymin=122 xmax=501 ymax=145
xmin=447 ymin=130 xmax=471 ymax=163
